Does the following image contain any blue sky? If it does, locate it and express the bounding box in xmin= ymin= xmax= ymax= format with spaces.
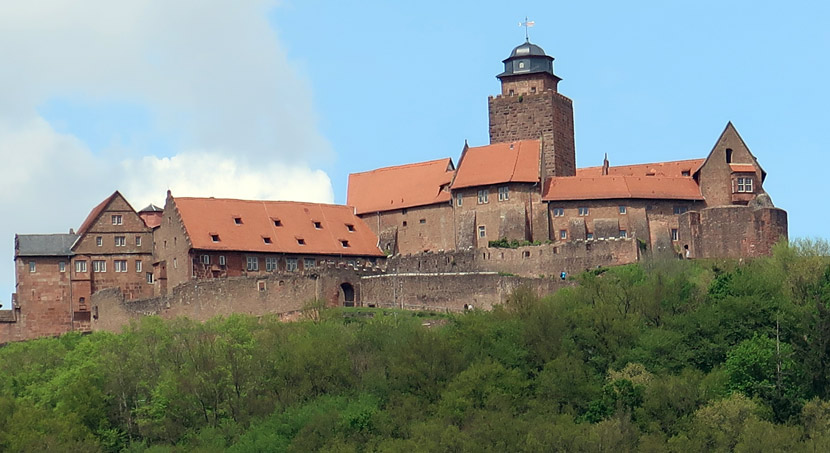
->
xmin=0 ymin=0 xmax=827 ymax=304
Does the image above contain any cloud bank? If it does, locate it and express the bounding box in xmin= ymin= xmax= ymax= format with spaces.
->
xmin=0 ymin=0 xmax=335 ymax=303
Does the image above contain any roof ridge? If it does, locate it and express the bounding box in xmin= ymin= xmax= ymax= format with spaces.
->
xmin=349 ymin=157 xmax=453 ymax=176
xmin=176 ymin=197 xmax=349 ymax=208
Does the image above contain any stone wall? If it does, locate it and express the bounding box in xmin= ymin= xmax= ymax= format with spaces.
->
xmin=91 ymin=266 xmax=378 ymax=333
xmin=488 ymin=90 xmax=576 ymax=178
xmin=678 ymin=206 xmax=788 ymax=259
xmin=361 ymin=273 xmax=568 ymax=312
xmin=386 ymin=238 xmax=639 ymax=278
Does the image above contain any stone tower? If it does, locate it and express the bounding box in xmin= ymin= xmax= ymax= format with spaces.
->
xmin=488 ymin=40 xmax=576 ymax=178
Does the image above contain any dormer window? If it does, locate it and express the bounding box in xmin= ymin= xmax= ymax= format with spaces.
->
xmin=297 ymin=238 xmax=305 ymax=245
xmin=340 ymin=240 xmax=350 ymax=248
xmin=263 ymin=237 xmax=272 ymax=244
xmin=737 ymin=177 xmax=754 ymax=193
xmin=233 ymin=217 xmax=243 ymax=225
xmin=346 ymin=224 xmax=355 ymax=232
xmin=273 ymin=219 xmax=282 ymax=227
xmin=210 ymin=234 xmax=220 ymax=242
xmin=681 ymin=170 xmax=691 ymax=177
xmin=313 ymin=221 xmax=322 ymax=229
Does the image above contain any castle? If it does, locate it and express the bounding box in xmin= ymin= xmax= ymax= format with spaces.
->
xmin=0 ymin=40 xmax=787 ymax=343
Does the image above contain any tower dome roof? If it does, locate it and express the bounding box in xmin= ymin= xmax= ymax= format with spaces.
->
xmin=508 ymin=41 xmax=548 ymax=58
xmin=497 ymin=40 xmax=557 ymax=80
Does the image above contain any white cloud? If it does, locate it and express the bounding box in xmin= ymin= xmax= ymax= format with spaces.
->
xmin=0 ymin=0 xmax=335 ymax=303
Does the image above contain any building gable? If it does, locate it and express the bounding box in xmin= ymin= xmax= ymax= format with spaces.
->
xmin=695 ymin=122 xmax=767 ymax=207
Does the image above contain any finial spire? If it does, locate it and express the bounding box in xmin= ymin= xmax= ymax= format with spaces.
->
xmin=519 ymin=17 xmax=535 ymax=41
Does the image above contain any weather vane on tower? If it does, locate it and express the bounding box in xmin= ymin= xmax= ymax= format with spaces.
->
xmin=519 ymin=16 xmax=535 ymax=42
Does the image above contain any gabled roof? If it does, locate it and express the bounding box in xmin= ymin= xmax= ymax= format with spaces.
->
xmin=347 ymin=158 xmax=455 ymax=215
xmin=577 ymin=158 xmax=705 ymax=178
xmin=76 ymin=191 xmax=138 ymax=236
xmin=174 ymin=197 xmax=384 ymax=257
xmin=543 ymin=176 xmax=704 ymax=201
xmin=695 ymin=122 xmax=767 ymax=181
xmin=452 ymin=140 xmax=540 ymax=189
xmin=15 ymin=234 xmax=78 ymax=257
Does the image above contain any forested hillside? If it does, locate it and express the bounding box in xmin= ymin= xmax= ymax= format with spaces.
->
xmin=1 ymin=240 xmax=830 ymax=452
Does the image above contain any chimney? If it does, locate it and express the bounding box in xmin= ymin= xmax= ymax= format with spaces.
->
xmin=601 ymin=153 xmax=610 ymax=176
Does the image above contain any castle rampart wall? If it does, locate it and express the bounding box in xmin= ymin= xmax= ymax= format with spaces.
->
xmin=386 ymin=238 xmax=639 ymax=278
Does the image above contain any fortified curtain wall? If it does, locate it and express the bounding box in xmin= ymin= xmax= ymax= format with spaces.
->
xmin=91 ymin=267 xmax=375 ymax=333
xmin=360 ymin=273 xmax=569 ymax=312
xmin=386 ymin=239 xmax=641 ymax=277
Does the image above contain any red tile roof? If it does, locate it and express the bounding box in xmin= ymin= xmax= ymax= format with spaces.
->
xmin=577 ymin=158 xmax=704 ymax=178
xmin=347 ymin=158 xmax=455 ymax=215
xmin=543 ymin=175 xmax=704 ymax=201
xmin=174 ymin=197 xmax=384 ymax=257
xmin=452 ymin=140 xmax=540 ymax=189
xmin=729 ymin=163 xmax=756 ymax=173
xmin=77 ymin=191 xmax=120 ymax=236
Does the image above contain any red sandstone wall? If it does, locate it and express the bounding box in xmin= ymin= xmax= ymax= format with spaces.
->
xmin=453 ymin=183 xmax=545 ymax=247
xmin=386 ymin=239 xmax=639 ymax=278
xmin=91 ymin=267 xmax=375 ymax=333
xmin=1 ymin=257 xmax=74 ymax=343
xmin=360 ymin=203 xmax=455 ymax=255
xmin=361 ymin=273 xmax=568 ymax=312
xmin=488 ymin=91 xmax=576 ymax=177
xmin=678 ymin=206 xmax=787 ymax=259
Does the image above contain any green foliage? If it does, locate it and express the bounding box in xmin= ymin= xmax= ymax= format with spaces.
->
xmin=488 ymin=237 xmax=541 ymax=248
xmin=1 ymin=249 xmax=830 ymax=449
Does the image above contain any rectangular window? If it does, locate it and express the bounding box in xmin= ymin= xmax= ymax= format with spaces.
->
xmin=136 ymin=260 xmax=142 ymax=272
xmin=498 ymin=186 xmax=509 ymax=201
xmin=619 ymin=230 xmax=627 ymax=238
xmin=587 ymin=233 xmax=594 ymax=240
xmin=75 ymin=260 xmax=87 ymax=273
xmin=96 ymin=236 xmax=103 ymax=247
xmin=114 ymin=260 xmax=127 ymax=272
xmin=29 ymin=261 xmax=36 ymax=273
xmin=146 ymin=272 xmax=154 ymax=284
xmin=115 ymin=236 xmax=126 ymax=247
xmin=737 ymin=177 xmax=754 ymax=193
xmin=673 ymin=206 xmax=689 ymax=215
xmin=304 ymin=258 xmax=316 ymax=269
xmin=559 ymin=230 xmax=567 ymax=240
xmin=671 ymin=228 xmax=679 ymax=241
xmin=135 ymin=236 xmax=142 ymax=246
xmin=93 ymin=260 xmax=106 ymax=272
xmin=477 ymin=189 xmax=489 ymax=204
xmin=246 ymin=256 xmax=259 ymax=271
xmin=286 ymin=258 xmax=298 ymax=271
xmin=201 ymin=255 xmax=210 ymax=264
xmin=265 ymin=257 xmax=278 ymax=271
xmin=456 ymin=193 xmax=462 ymax=206
xmin=59 ymin=261 xmax=66 ymax=272
xmin=578 ymin=207 xmax=589 ymax=216
xmin=219 ymin=255 xmax=226 ymax=266
xmin=112 ymin=215 xmax=122 ymax=225
xmin=553 ymin=207 xmax=564 ymax=217
xmin=478 ymin=225 xmax=486 ymax=238
xmin=173 ymin=258 xmax=177 ymax=268
xmin=419 ymin=218 xmax=426 ymax=224
xmin=619 ymin=205 xmax=627 ymax=214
